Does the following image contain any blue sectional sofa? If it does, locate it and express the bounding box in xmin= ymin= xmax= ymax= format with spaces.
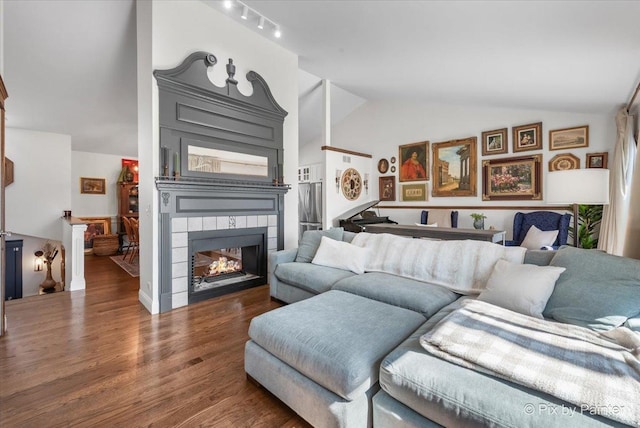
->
xmin=246 ymin=228 xmax=640 ymax=427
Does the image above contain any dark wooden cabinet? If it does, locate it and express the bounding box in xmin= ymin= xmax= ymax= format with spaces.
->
xmin=5 ymin=239 xmax=23 ymax=300
xmin=118 ymin=183 xmax=139 ymax=234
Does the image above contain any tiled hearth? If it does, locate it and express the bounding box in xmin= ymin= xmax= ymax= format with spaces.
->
xmin=170 ymin=214 xmax=278 ymax=309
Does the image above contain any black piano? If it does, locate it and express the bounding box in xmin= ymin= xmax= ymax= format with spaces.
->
xmin=338 ymin=200 xmax=397 ymax=233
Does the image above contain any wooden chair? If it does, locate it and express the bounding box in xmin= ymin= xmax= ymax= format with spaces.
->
xmin=122 ymin=217 xmax=139 ymax=263
xmin=128 ymin=218 xmax=139 ymax=263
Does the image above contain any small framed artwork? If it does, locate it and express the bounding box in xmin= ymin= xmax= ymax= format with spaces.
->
xmin=481 ymin=128 xmax=508 ymax=156
xmin=512 ymin=122 xmax=542 ymax=152
xmin=4 ymin=157 xmax=14 ymax=187
xmin=379 ymin=176 xmax=396 ymax=201
xmin=482 ymin=154 xmax=542 ymax=201
xmin=549 ymin=153 xmax=580 ymax=171
xmin=390 ymin=156 xmax=396 ymax=164
xmin=390 ymin=166 xmax=396 ymax=173
xmin=401 ymin=183 xmax=427 ymax=202
xmin=432 ymin=137 xmax=477 ymax=197
xmin=78 ymin=216 xmax=111 ymax=253
xmin=399 ymin=141 xmax=429 ymax=182
xmin=80 ymin=177 xmax=106 ymax=195
xmin=377 ymin=158 xmax=389 ymax=174
xmin=586 ymin=152 xmax=608 ymax=169
xmin=549 ymin=125 xmax=589 ymax=151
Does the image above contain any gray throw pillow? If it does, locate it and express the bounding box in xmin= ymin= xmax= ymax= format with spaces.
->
xmin=295 ymin=228 xmax=345 ymax=263
xmin=543 ymin=246 xmax=640 ymax=331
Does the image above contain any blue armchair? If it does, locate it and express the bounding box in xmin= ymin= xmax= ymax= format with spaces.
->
xmin=420 ymin=210 xmax=458 ymax=228
xmin=506 ymin=211 xmax=571 ymax=248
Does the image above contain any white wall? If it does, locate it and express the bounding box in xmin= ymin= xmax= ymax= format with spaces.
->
xmin=5 ymin=128 xmax=71 ymax=241
xmin=71 ymin=150 xmax=134 ymax=231
xmin=323 ymin=149 xmax=373 ymax=228
xmin=137 ymin=0 xmax=299 ymax=313
xmin=329 ymin=101 xmax=616 ymax=238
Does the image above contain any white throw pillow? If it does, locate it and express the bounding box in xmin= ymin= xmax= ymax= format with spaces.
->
xmin=312 ymin=236 xmax=368 ymax=274
xmin=477 ymin=259 xmax=566 ymax=318
xmin=414 ymin=222 xmax=438 ymax=227
xmin=520 ymin=225 xmax=559 ymax=250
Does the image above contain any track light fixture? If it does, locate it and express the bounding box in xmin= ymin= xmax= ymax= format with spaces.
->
xmin=223 ymin=0 xmax=282 ymax=39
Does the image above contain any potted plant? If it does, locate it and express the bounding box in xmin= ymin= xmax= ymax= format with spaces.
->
xmin=470 ymin=213 xmax=487 ymax=230
xmin=569 ymin=204 xmax=603 ymax=249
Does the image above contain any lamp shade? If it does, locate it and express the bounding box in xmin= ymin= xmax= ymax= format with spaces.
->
xmin=546 ymin=169 xmax=610 ymax=205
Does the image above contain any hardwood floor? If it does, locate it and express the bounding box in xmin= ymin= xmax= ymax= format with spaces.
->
xmin=0 ymin=255 xmax=309 ymax=427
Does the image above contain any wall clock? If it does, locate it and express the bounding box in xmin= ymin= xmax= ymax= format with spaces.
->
xmin=341 ymin=168 xmax=362 ymax=200
xmin=549 ymin=153 xmax=580 ymax=171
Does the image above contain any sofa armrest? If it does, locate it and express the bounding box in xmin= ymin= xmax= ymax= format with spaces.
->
xmin=269 ymin=248 xmax=298 ymax=299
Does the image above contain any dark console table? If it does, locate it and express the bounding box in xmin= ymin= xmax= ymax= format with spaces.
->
xmin=364 ymin=224 xmax=506 ymax=244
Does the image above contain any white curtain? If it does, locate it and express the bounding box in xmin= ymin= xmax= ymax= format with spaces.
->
xmin=598 ymin=107 xmax=636 ymax=255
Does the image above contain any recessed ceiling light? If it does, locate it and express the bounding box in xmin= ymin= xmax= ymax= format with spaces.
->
xmin=223 ymin=0 xmax=233 ymax=10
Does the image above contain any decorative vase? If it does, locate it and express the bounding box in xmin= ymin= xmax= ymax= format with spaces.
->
xmin=40 ymin=261 xmax=57 ymax=291
xmin=473 ymin=219 xmax=484 ymax=230
xmin=124 ymin=166 xmax=134 ymax=183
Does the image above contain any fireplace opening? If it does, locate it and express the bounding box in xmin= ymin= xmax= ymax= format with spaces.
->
xmin=189 ymin=228 xmax=267 ymax=304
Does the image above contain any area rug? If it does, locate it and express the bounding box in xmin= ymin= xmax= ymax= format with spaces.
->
xmin=110 ymin=255 xmax=139 ymax=277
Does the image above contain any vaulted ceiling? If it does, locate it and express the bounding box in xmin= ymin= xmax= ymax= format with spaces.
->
xmin=4 ymin=1 xmax=640 ymax=157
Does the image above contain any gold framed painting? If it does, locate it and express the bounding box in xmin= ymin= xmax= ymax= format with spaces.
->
xmin=80 ymin=177 xmax=106 ymax=194
xmin=586 ymin=152 xmax=608 ymax=169
xmin=549 ymin=125 xmax=589 ymax=151
xmin=432 ymin=137 xmax=477 ymax=197
xmin=481 ymin=128 xmax=508 ymax=156
xmin=549 ymin=153 xmax=580 ymax=171
xmin=399 ymin=141 xmax=429 ymax=182
xmin=379 ymin=176 xmax=396 ymax=201
xmin=482 ymin=154 xmax=542 ymax=201
xmin=78 ymin=217 xmax=111 ymax=253
xmin=512 ymin=122 xmax=542 ymax=152
xmin=401 ymin=183 xmax=427 ymax=202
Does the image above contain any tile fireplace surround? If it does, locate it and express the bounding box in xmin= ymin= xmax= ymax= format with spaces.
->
xmin=170 ymin=214 xmax=278 ymax=309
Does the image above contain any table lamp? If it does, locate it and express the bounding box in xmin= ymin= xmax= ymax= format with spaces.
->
xmin=546 ymin=169 xmax=610 ymax=247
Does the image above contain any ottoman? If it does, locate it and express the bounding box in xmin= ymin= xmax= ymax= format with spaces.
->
xmin=245 ymin=290 xmax=426 ymax=428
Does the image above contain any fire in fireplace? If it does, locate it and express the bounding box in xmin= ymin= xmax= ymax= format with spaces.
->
xmin=188 ymin=228 xmax=267 ymax=304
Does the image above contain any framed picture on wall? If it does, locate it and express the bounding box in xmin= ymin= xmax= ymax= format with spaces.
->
xmin=549 ymin=125 xmax=589 ymax=151
xmin=401 ymin=183 xmax=427 ymax=202
xmin=481 ymin=128 xmax=508 ymax=156
xmin=379 ymin=176 xmax=396 ymax=201
xmin=586 ymin=152 xmax=608 ymax=169
xmin=80 ymin=177 xmax=106 ymax=195
xmin=482 ymin=154 xmax=542 ymax=201
xmin=512 ymin=122 xmax=542 ymax=152
xmin=432 ymin=137 xmax=477 ymax=197
xmin=399 ymin=141 xmax=429 ymax=182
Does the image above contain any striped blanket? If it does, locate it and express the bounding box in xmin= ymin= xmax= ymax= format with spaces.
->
xmin=350 ymin=232 xmax=526 ymax=294
xmin=420 ymin=300 xmax=640 ymax=426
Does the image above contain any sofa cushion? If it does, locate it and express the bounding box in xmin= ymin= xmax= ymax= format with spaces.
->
xmin=332 ymin=272 xmax=458 ymax=318
xmin=544 ymin=246 xmax=640 ymax=330
xmin=523 ymin=249 xmax=555 ymax=266
xmin=312 ymin=236 xmax=369 ymax=274
xmin=379 ymin=298 xmax=622 ymax=428
xmin=248 ymin=290 xmax=425 ymax=401
xmin=520 ymin=225 xmax=559 ymax=250
xmin=274 ymin=262 xmax=355 ymax=295
xmin=295 ymin=228 xmax=344 ymax=263
xmin=477 ymin=260 xmax=565 ymax=318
